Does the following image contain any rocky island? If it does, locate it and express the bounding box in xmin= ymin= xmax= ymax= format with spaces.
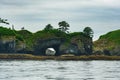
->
xmin=0 ymin=19 xmax=120 ymax=60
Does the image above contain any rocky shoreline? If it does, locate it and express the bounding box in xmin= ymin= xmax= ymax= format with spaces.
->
xmin=0 ymin=54 xmax=120 ymax=60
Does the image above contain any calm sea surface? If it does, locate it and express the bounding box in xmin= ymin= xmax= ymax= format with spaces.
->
xmin=0 ymin=60 xmax=120 ymax=80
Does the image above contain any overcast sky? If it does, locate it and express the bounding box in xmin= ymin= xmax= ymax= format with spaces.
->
xmin=0 ymin=0 xmax=120 ymax=40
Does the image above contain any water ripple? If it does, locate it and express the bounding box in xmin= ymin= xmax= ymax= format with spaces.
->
xmin=0 ymin=60 xmax=120 ymax=80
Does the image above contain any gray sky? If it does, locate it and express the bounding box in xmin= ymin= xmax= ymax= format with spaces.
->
xmin=0 ymin=0 xmax=120 ymax=40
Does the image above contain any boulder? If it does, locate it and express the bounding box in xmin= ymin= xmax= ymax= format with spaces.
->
xmin=46 ymin=48 xmax=56 ymax=56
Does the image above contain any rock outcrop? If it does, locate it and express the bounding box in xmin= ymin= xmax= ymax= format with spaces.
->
xmin=60 ymin=35 xmax=93 ymax=55
xmin=33 ymin=38 xmax=65 ymax=55
xmin=94 ymin=29 xmax=120 ymax=56
xmin=0 ymin=26 xmax=93 ymax=55
xmin=33 ymin=36 xmax=92 ymax=56
xmin=0 ymin=36 xmax=26 ymax=53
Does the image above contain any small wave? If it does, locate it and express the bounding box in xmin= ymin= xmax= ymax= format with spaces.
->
xmin=57 ymin=67 xmax=67 ymax=70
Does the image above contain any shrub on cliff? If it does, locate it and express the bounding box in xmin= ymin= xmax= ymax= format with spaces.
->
xmin=100 ymin=29 xmax=120 ymax=44
xmin=16 ymin=30 xmax=33 ymax=40
xmin=58 ymin=21 xmax=70 ymax=33
xmin=83 ymin=27 xmax=94 ymax=38
xmin=0 ymin=26 xmax=15 ymax=36
xmin=44 ymin=24 xmax=53 ymax=31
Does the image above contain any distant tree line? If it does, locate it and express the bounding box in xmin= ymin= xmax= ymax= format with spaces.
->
xmin=0 ymin=18 xmax=94 ymax=39
xmin=44 ymin=21 xmax=94 ymax=38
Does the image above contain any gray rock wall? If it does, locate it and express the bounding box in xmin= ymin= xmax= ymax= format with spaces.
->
xmin=33 ymin=38 xmax=65 ymax=55
xmin=33 ymin=37 xmax=93 ymax=56
xmin=0 ymin=36 xmax=26 ymax=53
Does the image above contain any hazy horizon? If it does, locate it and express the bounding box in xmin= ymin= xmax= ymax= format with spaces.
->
xmin=0 ymin=0 xmax=120 ymax=40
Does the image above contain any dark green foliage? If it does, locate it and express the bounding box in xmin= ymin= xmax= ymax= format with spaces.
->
xmin=33 ymin=30 xmax=55 ymax=41
xmin=83 ymin=27 xmax=94 ymax=38
xmin=58 ymin=21 xmax=70 ymax=33
xmin=44 ymin=24 xmax=53 ymax=31
xmin=15 ymin=34 xmax=24 ymax=41
xmin=0 ymin=26 xmax=24 ymax=41
xmin=48 ymin=29 xmax=67 ymax=38
xmin=99 ymin=29 xmax=120 ymax=44
xmin=94 ymin=29 xmax=120 ymax=56
xmin=68 ymin=32 xmax=84 ymax=38
xmin=0 ymin=24 xmax=93 ymax=55
xmin=16 ymin=30 xmax=32 ymax=40
xmin=0 ymin=18 xmax=9 ymax=25
xmin=33 ymin=29 xmax=67 ymax=40
xmin=0 ymin=26 xmax=15 ymax=36
xmin=16 ymin=30 xmax=34 ymax=50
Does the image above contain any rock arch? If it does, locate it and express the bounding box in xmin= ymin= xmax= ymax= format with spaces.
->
xmin=34 ymin=38 xmax=65 ymax=55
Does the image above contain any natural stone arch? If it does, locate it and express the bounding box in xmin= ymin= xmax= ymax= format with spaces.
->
xmin=34 ymin=38 xmax=65 ymax=55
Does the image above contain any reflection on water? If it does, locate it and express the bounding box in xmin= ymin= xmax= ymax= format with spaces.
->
xmin=0 ymin=60 xmax=120 ymax=80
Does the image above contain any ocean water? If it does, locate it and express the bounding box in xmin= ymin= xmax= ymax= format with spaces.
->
xmin=0 ymin=60 xmax=120 ymax=80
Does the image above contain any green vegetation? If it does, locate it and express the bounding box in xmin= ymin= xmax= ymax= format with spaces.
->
xmin=0 ymin=19 xmax=93 ymax=43
xmin=100 ymin=29 xmax=120 ymax=44
xmin=58 ymin=21 xmax=70 ymax=33
xmin=16 ymin=30 xmax=33 ymax=41
xmin=33 ymin=26 xmax=87 ymax=43
xmin=68 ymin=32 xmax=83 ymax=37
xmin=0 ymin=26 xmax=15 ymax=36
xmin=94 ymin=29 xmax=120 ymax=56
xmin=0 ymin=18 xmax=94 ymax=56
xmin=1 ymin=18 xmax=120 ymax=58
xmin=16 ymin=30 xmax=33 ymax=49
xmin=83 ymin=27 xmax=94 ymax=38
xmin=44 ymin=24 xmax=53 ymax=31
xmin=94 ymin=29 xmax=120 ymax=50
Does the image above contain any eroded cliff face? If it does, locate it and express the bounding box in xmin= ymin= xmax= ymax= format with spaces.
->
xmin=0 ymin=36 xmax=26 ymax=53
xmin=60 ymin=35 xmax=93 ymax=55
xmin=0 ymin=35 xmax=92 ymax=55
xmin=0 ymin=27 xmax=93 ymax=55
xmin=33 ymin=38 xmax=65 ymax=55
xmin=33 ymin=36 xmax=93 ymax=56
xmin=0 ymin=36 xmax=93 ymax=55
xmin=93 ymin=29 xmax=120 ymax=56
xmin=94 ymin=39 xmax=120 ymax=56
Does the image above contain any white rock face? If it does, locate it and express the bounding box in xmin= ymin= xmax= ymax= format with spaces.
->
xmin=45 ymin=48 xmax=56 ymax=56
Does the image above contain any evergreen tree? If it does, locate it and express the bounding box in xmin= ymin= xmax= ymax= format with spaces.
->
xmin=83 ymin=27 xmax=94 ymax=38
xmin=44 ymin=24 xmax=53 ymax=31
xmin=58 ymin=21 xmax=70 ymax=33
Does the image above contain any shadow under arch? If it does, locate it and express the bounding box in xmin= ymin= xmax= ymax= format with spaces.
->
xmin=34 ymin=38 xmax=65 ymax=56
